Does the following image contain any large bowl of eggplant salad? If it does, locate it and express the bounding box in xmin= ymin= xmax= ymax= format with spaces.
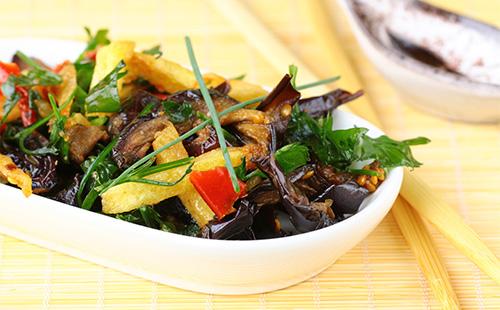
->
xmin=0 ymin=30 xmax=429 ymax=242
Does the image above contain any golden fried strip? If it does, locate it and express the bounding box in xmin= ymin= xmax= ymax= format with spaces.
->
xmin=0 ymin=154 xmax=32 ymax=196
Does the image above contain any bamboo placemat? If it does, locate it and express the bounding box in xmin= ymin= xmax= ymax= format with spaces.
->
xmin=0 ymin=0 xmax=499 ymax=308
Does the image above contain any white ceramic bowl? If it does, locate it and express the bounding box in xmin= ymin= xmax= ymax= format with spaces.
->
xmin=0 ymin=38 xmax=403 ymax=294
xmin=339 ymin=0 xmax=500 ymax=123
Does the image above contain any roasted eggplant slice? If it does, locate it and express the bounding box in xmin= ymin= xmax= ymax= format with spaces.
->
xmin=112 ymin=115 xmax=170 ymax=168
xmin=2 ymin=132 xmax=58 ymax=193
xmin=108 ymin=90 xmax=162 ymax=136
xmin=67 ymin=125 xmax=108 ymax=164
xmin=202 ymin=199 xmax=255 ymax=240
xmin=51 ymin=174 xmax=82 ymax=206
xmin=298 ymin=89 xmax=363 ymax=118
xmin=331 ymin=181 xmax=370 ymax=215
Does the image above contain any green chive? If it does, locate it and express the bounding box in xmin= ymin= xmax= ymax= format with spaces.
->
xmin=289 ymin=64 xmax=298 ymax=89
xmin=16 ymin=91 xmax=75 ymax=156
xmin=184 ymin=36 xmax=240 ymax=192
xmin=77 ymin=138 xmax=118 ymax=206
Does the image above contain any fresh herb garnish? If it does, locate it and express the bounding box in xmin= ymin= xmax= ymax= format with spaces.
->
xmin=359 ymin=135 xmax=430 ymax=169
xmin=288 ymin=64 xmax=298 ymax=89
xmin=76 ymin=27 xmax=111 ymax=62
xmin=77 ymin=138 xmax=118 ymax=208
xmin=27 ymin=89 xmax=40 ymax=110
xmin=74 ymin=28 xmax=111 ymax=93
xmin=84 ymin=60 xmax=126 ymax=114
xmin=286 ymin=105 xmax=430 ymax=170
xmin=74 ymin=62 xmax=94 ymax=92
xmin=15 ymin=92 xmax=75 ymax=156
xmin=137 ymin=102 xmax=157 ymax=118
xmin=275 ymin=143 xmax=309 ymax=173
xmin=235 ymin=157 xmax=267 ymax=181
xmin=1 ymin=52 xmax=63 ymax=124
xmin=113 ymin=158 xmax=193 ymax=187
xmin=185 ymin=36 xmax=240 ymax=193
xmin=222 ymin=127 xmax=238 ymax=145
xmin=162 ymin=100 xmax=194 ymax=123
xmin=116 ymin=206 xmax=176 ymax=233
xmin=47 ymin=94 xmax=71 ymax=162
xmin=142 ymin=45 xmax=163 ymax=59
xmin=296 ymin=76 xmax=340 ymax=90
xmin=13 ymin=51 xmax=63 ymax=86
xmin=230 ymin=73 xmax=246 ymax=80
xmin=348 ymin=168 xmax=379 ymax=177
xmin=79 ymin=153 xmax=119 ymax=210
xmin=89 ymin=116 xmax=108 ymax=126
xmin=47 ymin=94 xmax=67 ymax=147
xmin=71 ymin=86 xmax=88 ymax=113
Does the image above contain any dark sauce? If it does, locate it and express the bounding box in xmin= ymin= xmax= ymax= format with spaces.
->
xmin=387 ymin=31 xmax=460 ymax=75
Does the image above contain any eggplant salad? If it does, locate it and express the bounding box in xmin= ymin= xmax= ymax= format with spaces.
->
xmin=0 ymin=29 xmax=430 ymax=240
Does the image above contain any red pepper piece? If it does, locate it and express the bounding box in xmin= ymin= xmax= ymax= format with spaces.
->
xmin=0 ymin=62 xmax=21 ymax=84
xmin=17 ymin=86 xmax=36 ymax=126
xmin=0 ymin=62 xmax=35 ymax=126
xmin=83 ymin=49 xmax=98 ymax=61
xmin=153 ymin=93 xmax=169 ymax=100
xmin=53 ymin=60 xmax=70 ymax=73
xmin=190 ymin=167 xmax=246 ymax=219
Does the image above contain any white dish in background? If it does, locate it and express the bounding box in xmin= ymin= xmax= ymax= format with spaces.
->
xmin=0 ymin=38 xmax=403 ymax=295
xmin=339 ymin=0 xmax=500 ymax=123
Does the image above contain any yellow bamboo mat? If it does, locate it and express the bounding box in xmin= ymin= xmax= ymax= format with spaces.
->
xmin=0 ymin=0 xmax=499 ymax=308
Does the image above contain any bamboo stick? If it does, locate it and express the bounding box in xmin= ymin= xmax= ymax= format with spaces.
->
xmin=401 ymin=169 xmax=500 ymax=284
xmin=392 ymin=198 xmax=461 ymax=309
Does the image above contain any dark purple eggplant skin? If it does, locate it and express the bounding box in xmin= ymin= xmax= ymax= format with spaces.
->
xmin=50 ymin=174 xmax=82 ymax=206
xmin=183 ymin=126 xmax=220 ymax=157
xmin=213 ymin=81 xmax=231 ymax=95
xmin=108 ymin=90 xmax=162 ymax=136
xmin=258 ymin=74 xmax=300 ymax=113
xmin=167 ymin=88 xmax=237 ymax=134
xmin=298 ymin=89 xmax=364 ymax=118
xmin=247 ymin=179 xmax=281 ymax=207
xmin=201 ymin=199 xmax=255 ymax=240
xmin=112 ymin=115 xmax=170 ymax=169
xmin=331 ymin=181 xmax=370 ymax=215
xmin=251 ymin=205 xmax=282 ymax=239
xmin=2 ymin=132 xmax=58 ymax=193
xmin=257 ymin=155 xmax=333 ymax=233
xmin=167 ymin=88 xmax=238 ymax=157
xmin=258 ymin=75 xmax=301 ymax=146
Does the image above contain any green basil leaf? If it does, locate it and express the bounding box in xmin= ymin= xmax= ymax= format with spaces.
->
xmin=84 ymin=60 xmax=126 ymax=113
xmin=14 ymin=51 xmax=62 ymax=86
xmin=275 ymin=143 xmax=310 ymax=173
xmin=359 ymin=135 xmax=430 ymax=169
xmin=89 ymin=116 xmax=108 ymax=126
xmin=288 ymin=64 xmax=298 ymax=89
xmin=285 ymin=104 xmax=430 ymax=170
xmin=230 ymin=73 xmax=246 ymax=80
xmin=235 ymin=157 xmax=267 ymax=181
xmin=74 ymin=61 xmax=95 ymax=92
xmin=142 ymin=45 xmax=163 ymax=59
xmin=162 ymin=100 xmax=194 ymax=123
